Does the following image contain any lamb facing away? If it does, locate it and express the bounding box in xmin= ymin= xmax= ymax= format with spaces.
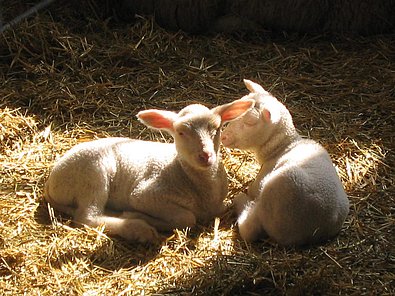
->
xmin=44 ymin=99 xmax=254 ymax=243
xmin=221 ymin=80 xmax=349 ymax=246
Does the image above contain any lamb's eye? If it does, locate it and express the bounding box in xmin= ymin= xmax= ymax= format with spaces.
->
xmin=243 ymin=116 xmax=259 ymax=126
xmin=243 ymin=111 xmax=259 ymax=126
xmin=210 ymin=130 xmax=217 ymax=137
xmin=244 ymin=119 xmax=257 ymax=126
xmin=178 ymin=131 xmax=184 ymax=136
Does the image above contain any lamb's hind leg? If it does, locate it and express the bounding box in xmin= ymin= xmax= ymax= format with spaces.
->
xmin=73 ymin=201 xmax=160 ymax=243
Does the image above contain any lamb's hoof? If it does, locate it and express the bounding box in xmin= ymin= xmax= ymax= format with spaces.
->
xmin=122 ymin=219 xmax=160 ymax=244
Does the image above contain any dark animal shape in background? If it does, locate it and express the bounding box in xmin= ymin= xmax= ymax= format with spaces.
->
xmin=114 ymin=0 xmax=395 ymax=35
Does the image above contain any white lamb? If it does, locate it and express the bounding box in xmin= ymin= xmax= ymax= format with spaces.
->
xmin=44 ymin=98 xmax=254 ymax=243
xmin=221 ymin=80 xmax=349 ymax=246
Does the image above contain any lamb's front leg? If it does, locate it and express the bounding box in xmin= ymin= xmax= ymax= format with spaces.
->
xmin=233 ymin=192 xmax=251 ymax=216
xmin=232 ymin=193 xmax=268 ymax=242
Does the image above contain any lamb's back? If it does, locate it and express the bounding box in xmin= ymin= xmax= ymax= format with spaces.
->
xmin=265 ymin=139 xmax=349 ymax=245
xmin=103 ymin=139 xmax=179 ymax=210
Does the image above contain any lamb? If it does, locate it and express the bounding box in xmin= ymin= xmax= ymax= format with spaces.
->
xmin=221 ymin=80 xmax=349 ymax=246
xmin=44 ymin=98 xmax=254 ymax=243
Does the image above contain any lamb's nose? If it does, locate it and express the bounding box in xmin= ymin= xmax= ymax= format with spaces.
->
xmin=198 ymin=151 xmax=213 ymax=165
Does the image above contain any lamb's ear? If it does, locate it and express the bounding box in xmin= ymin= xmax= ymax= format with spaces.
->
xmin=137 ymin=110 xmax=177 ymax=131
xmin=214 ymin=98 xmax=255 ymax=123
xmin=244 ymin=79 xmax=269 ymax=94
xmin=261 ymin=108 xmax=271 ymax=122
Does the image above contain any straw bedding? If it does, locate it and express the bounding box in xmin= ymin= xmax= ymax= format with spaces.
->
xmin=1 ymin=1 xmax=394 ymax=295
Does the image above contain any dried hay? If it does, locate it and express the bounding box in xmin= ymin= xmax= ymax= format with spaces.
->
xmin=1 ymin=1 xmax=394 ymax=295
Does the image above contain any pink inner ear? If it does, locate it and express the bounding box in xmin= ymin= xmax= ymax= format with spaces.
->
xmin=220 ymin=100 xmax=254 ymax=122
xmin=262 ymin=109 xmax=271 ymax=122
xmin=221 ymin=109 xmax=241 ymax=122
xmin=138 ymin=111 xmax=174 ymax=129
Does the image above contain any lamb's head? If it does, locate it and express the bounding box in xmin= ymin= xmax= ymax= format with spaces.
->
xmin=137 ymin=98 xmax=254 ymax=170
xmin=221 ymin=79 xmax=296 ymax=150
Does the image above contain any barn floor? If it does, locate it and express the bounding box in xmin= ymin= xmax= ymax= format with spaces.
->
xmin=1 ymin=2 xmax=394 ymax=295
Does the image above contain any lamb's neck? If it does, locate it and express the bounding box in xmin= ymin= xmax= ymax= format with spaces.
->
xmin=254 ymin=127 xmax=301 ymax=165
xmin=177 ymin=154 xmax=226 ymax=222
xmin=180 ymin=158 xmax=221 ymax=183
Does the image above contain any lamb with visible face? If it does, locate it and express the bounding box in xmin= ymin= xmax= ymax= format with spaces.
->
xmin=44 ymin=98 xmax=254 ymax=243
xmin=221 ymin=80 xmax=349 ymax=246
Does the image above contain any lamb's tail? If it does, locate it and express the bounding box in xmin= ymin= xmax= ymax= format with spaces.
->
xmin=44 ymin=181 xmax=76 ymax=217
